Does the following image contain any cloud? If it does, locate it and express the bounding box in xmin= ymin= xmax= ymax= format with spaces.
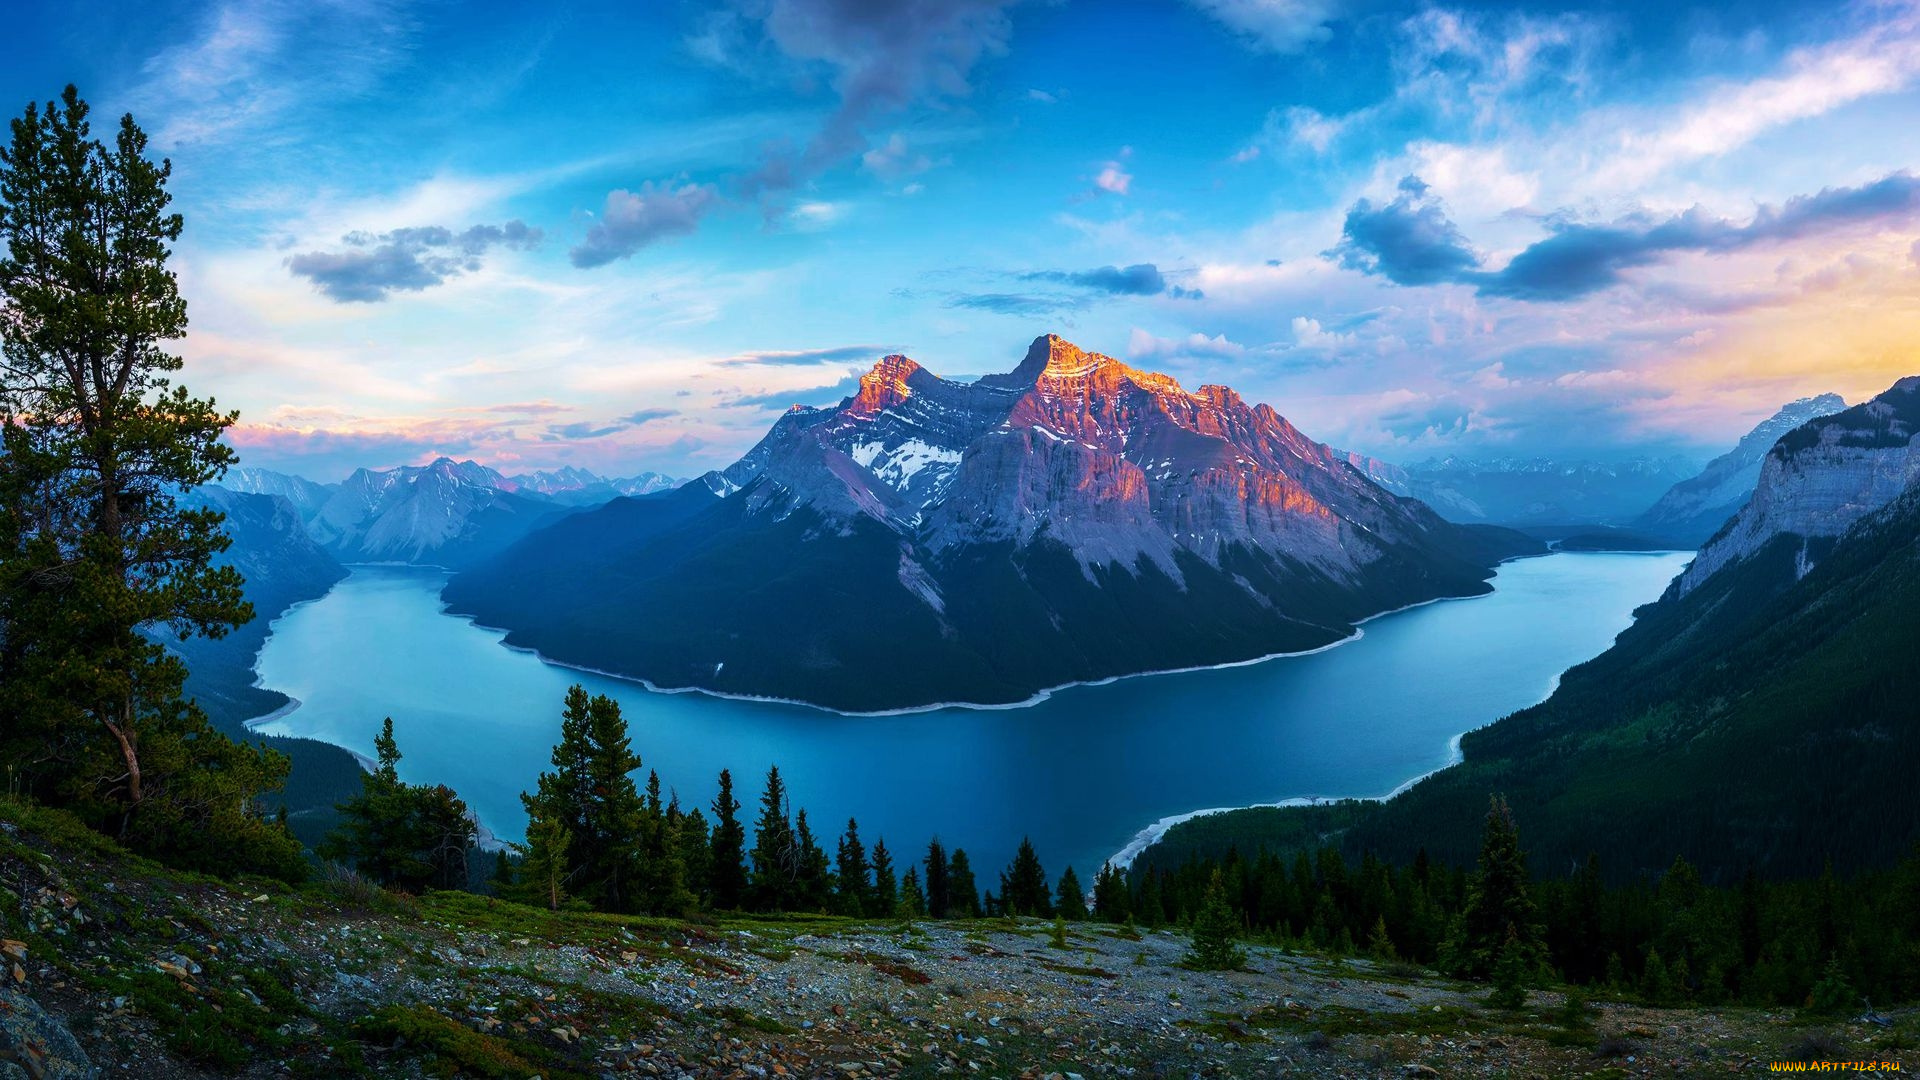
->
xmin=285 ymin=220 xmax=543 ymax=302
xmin=1022 ymin=264 xmax=1171 ymax=296
xmin=726 ymin=372 xmax=866 ymax=409
xmin=718 ymin=345 xmax=897 ymax=366
xmin=1330 ymin=172 xmax=1920 ymax=301
xmin=570 ymin=182 xmax=719 ymax=268
xmin=1127 ymin=329 xmax=1247 ymax=361
xmin=543 ymin=408 xmax=678 ymax=442
xmin=1480 ymin=171 xmax=1920 ymax=300
xmin=1325 ymin=177 xmax=1481 ymax=287
xmin=861 ymin=133 xmax=935 ymax=180
xmin=1290 ymin=316 xmax=1352 ymax=349
xmin=949 ymin=293 xmax=1086 ymax=315
xmin=1027 ymin=88 xmax=1058 ymax=104
xmin=1185 ymin=0 xmax=1338 ymax=55
xmin=1094 ymin=160 xmax=1133 ymax=196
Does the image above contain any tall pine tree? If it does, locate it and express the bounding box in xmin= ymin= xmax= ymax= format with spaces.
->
xmin=1449 ymin=795 xmax=1545 ymax=979
xmin=835 ymin=818 xmax=871 ymax=916
xmin=709 ymin=768 xmax=748 ymax=910
xmin=924 ymin=839 xmax=951 ymax=918
xmin=749 ymin=765 xmax=796 ymax=911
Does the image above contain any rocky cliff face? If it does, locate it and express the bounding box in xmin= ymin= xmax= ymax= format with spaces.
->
xmin=1635 ymin=393 xmax=1847 ymax=545
xmin=1677 ymin=378 xmax=1920 ymax=594
xmin=446 ymin=335 xmax=1541 ymax=712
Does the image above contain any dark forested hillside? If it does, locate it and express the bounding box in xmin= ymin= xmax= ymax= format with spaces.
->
xmin=1152 ymin=484 xmax=1920 ymax=885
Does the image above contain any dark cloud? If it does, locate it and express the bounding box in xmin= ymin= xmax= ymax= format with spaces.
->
xmin=285 ymin=220 xmax=543 ymax=302
xmin=1325 ymin=177 xmax=1480 ymax=287
xmin=718 ymin=345 xmax=898 ymax=366
xmin=725 ymin=372 xmax=865 ymax=409
xmin=1019 ymin=263 xmax=1202 ymax=298
xmin=541 ymin=408 xmax=679 ymax=442
xmin=570 ymin=182 xmax=719 ymax=268
xmin=1332 ymin=172 xmax=1920 ymax=302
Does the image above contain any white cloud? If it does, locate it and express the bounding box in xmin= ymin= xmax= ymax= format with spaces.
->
xmin=1186 ymin=0 xmax=1340 ymax=55
xmin=1127 ymin=328 xmax=1248 ymax=360
xmin=1095 ymin=160 xmax=1134 ymax=196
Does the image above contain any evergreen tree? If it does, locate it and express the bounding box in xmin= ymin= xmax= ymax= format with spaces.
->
xmin=709 ymin=769 xmax=748 ymax=910
xmin=948 ymin=848 xmax=981 ymax=918
xmin=793 ymin=808 xmax=832 ymax=912
xmin=869 ymin=838 xmax=898 ymax=918
xmin=1450 ymin=795 xmax=1544 ymax=979
xmin=522 ymin=686 xmax=645 ymax=912
xmin=509 ymin=807 xmax=573 ymax=911
xmin=1001 ymin=837 xmax=1052 ymax=917
xmin=676 ymin=806 xmax=713 ymax=907
xmin=320 ymin=718 xmax=423 ymax=888
xmin=415 ymin=784 xmax=478 ymax=892
xmin=1368 ymin=915 xmax=1399 ymax=962
xmin=635 ymin=770 xmax=689 ymax=913
xmin=749 ymin=765 xmax=796 ymax=911
xmin=1138 ymin=870 xmax=1167 ymax=929
xmin=835 ymin=817 xmax=871 ymax=916
xmin=924 ymin=839 xmax=950 ymax=918
xmin=0 ymin=85 xmax=301 ymax=878
xmin=1187 ymin=869 xmax=1245 ymax=970
xmin=1488 ymin=926 xmax=1529 ymax=1009
xmin=1092 ymin=862 xmax=1131 ymax=923
xmin=899 ymin=867 xmax=927 ymax=918
xmin=1056 ymin=867 xmax=1088 ymax=921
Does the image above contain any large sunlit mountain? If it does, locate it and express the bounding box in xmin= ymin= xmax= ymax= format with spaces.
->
xmin=444 ymin=335 xmax=1542 ymax=712
xmin=1634 ymin=393 xmax=1848 ymax=546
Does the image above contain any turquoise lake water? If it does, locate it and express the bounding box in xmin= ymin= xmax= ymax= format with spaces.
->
xmin=252 ymin=551 xmax=1691 ymax=882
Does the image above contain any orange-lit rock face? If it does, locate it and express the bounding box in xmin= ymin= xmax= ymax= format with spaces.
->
xmin=719 ymin=333 xmax=1458 ymax=582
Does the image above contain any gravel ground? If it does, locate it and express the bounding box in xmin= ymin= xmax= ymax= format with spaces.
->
xmin=2 ymin=810 xmax=1914 ymax=1079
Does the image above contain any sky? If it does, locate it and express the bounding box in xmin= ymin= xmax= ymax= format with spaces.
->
xmin=7 ymin=0 xmax=1920 ymax=482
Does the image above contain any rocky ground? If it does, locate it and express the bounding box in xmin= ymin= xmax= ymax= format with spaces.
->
xmin=2 ymin=802 xmax=1913 ymax=1079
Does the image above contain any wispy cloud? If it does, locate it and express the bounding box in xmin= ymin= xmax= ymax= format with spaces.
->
xmin=717 ymin=345 xmax=897 ymax=367
xmin=570 ymin=183 xmax=720 ymax=268
xmin=285 ymin=221 xmax=542 ymax=302
xmin=1185 ymin=0 xmax=1339 ymax=54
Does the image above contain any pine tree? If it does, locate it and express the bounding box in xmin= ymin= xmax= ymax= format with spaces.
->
xmin=749 ymin=765 xmax=796 ymax=911
xmin=1488 ymin=926 xmax=1529 ymax=1009
xmin=415 ymin=784 xmax=478 ymax=892
xmin=320 ymin=718 xmax=423 ymax=888
xmin=1451 ymin=795 xmax=1544 ymax=979
xmin=869 ymin=838 xmax=898 ymax=918
xmin=948 ymin=849 xmax=981 ymax=918
xmin=1187 ymin=869 xmax=1246 ymax=970
xmin=1138 ymin=870 xmax=1166 ymax=929
xmin=1368 ymin=915 xmax=1399 ymax=962
xmin=521 ymin=686 xmax=645 ymax=912
xmin=924 ymin=839 xmax=951 ymax=918
xmin=510 ymin=808 xmax=573 ymax=911
xmin=0 ymin=86 xmax=301 ymax=878
xmin=1002 ymin=837 xmax=1052 ymax=917
xmin=635 ymin=770 xmax=690 ymax=914
xmin=676 ymin=806 xmax=713 ymax=907
xmin=793 ymin=808 xmax=832 ymax=912
xmin=1056 ymin=867 xmax=1089 ymax=921
xmin=899 ymin=867 xmax=927 ymax=918
xmin=835 ymin=818 xmax=871 ymax=916
xmin=1092 ymin=862 xmax=1131 ymax=923
xmin=709 ymin=769 xmax=748 ymax=910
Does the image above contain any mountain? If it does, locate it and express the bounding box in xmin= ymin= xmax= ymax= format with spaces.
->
xmin=1677 ymin=379 xmax=1919 ymax=593
xmin=1148 ymin=375 xmax=1920 ymax=883
xmin=445 ymin=335 xmax=1541 ymax=712
xmin=1378 ymin=455 xmax=1700 ymax=526
xmin=220 ymin=465 xmax=336 ymax=517
xmin=510 ymin=465 xmax=681 ymax=505
xmin=1633 ymin=392 xmax=1848 ymax=545
xmin=307 ymin=457 xmax=573 ymax=566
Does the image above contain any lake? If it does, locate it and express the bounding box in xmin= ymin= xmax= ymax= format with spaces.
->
xmin=251 ymin=550 xmax=1691 ymax=882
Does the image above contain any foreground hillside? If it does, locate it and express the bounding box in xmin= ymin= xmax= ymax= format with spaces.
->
xmin=447 ymin=336 xmax=1539 ymax=712
xmin=2 ymin=801 xmax=1909 ymax=1079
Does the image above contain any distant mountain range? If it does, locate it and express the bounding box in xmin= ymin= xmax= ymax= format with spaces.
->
xmin=1150 ymin=374 xmax=1920 ymax=882
xmin=1361 ymin=454 xmax=1699 ymax=527
xmin=1633 ymin=393 xmax=1848 ymax=545
xmin=222 ymin=460 xmax=684 ymax=567
xmin=444 ymin=335 xmax=1541 ymax=712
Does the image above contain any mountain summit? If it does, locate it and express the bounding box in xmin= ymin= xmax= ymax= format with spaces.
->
xmin=445 ymin=335 xmax=1540 ymax=711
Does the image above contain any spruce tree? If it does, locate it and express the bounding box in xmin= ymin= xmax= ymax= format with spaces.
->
xmin=749 ymin=765 xmax=796 ymax=911
xmin=793 ymin=808 xmax=833 ymax=912
xmin=510 ymin=808 xmax=573 ymax=911
xmin=1056 ymin=867 xmax=1089 ymax=921
xmin=1092 ymin=862 xmax=1131 ymax=923
xmin=869 ymin=837 xmax=898 ymax=918
xmin=582 ymin=691 xmax=646 ymax=911
xmin=1451 ymin=795 xmax=1544 ymax=980
xmin=709 ymin=769 xmax=748 ymax=910
xmin=320 ymin=718 xmax=422 ymax=887
xmin=835 ymin=817 xmax=871 ymax=916
xmin=415 ymin=784 xmax=478 ymax=892
xmin=1002 ymin=837 xmax=1052 ymax=917
xmin=1187 ymin=869 xmax=1246 ymax=970
xmin=0 ymin=85 xmax=300 ymax=878
xmin=636 ymin=771 xmax=690 ymax=914
xmin=676 ymin=806 xmax=713 ymax=907
xmin=948 ymin=849 xmax=981 ymax=918
xmin=899 ymin=866 xmax=927 ymax=917
xmin=924 ymin=839 xmax=950 ymax=918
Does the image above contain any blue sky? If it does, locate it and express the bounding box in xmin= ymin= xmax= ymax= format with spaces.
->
xmin=8 ymin=0 xmax=1920 ymax=481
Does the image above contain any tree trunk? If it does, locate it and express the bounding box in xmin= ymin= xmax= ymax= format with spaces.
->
xmin=101 ymin=700 xmax=142 ymax=835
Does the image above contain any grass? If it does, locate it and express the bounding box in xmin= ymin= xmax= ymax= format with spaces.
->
xmin=356 ymin=1004 xmax=586 ymax=1080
